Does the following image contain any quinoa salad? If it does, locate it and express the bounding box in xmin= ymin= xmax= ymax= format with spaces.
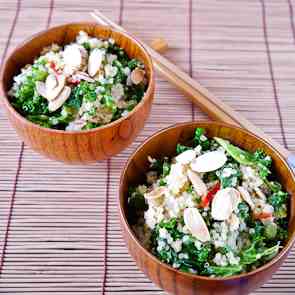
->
xmin=8 ymin=31 xmax=148 ymax=130
xmin=128 ymin=128 xmax=289 ymax=277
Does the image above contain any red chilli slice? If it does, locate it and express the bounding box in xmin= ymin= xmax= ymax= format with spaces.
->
xmin=49 ymin=61 xmax=57 ymax=71
xmin=67 ymin=77 xmax=80 ymax=85
xmin=200 ymin=182 xmax=221 ymax=208
xmin=253 ymin=211 xmax=273 ymax=220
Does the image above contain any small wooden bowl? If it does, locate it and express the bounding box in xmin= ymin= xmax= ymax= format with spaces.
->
xmin=0 ymin=23 xmax=155 ymax=164
xmin=119 ymin=121 xmax=295 ymax=295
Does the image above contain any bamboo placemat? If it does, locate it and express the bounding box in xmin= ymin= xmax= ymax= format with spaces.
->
xmin=0 ymin=0 xmax=295 ymax=294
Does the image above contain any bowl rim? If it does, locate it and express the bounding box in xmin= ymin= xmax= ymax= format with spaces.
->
xmin=0 ymin=22 xmax=155 ymax=134
xmin=119 ymin=120 xmax=295 ymax=281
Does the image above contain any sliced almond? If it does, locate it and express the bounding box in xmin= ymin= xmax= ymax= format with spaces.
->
xmin=230 ymin=188 xmax=241 ymax=211
xmin=74 ymin=71 xmax=95 ymax=83
xmin=175 ymin=149 xmax=196 ymax=165
xmin=130 ymin=67 xmax=145 ymax=85
xmin=63 ymin=44 xmax=83 ymax=70
xmin=211 ymin=188 xmax=238 ymax=221
xmin=88 ymin=48 xmax=104 ymax=77
xmin=183 ymin=207 xmax=210 ymax=242
xmin=187 ymin=170 xmax=207 ymax=196
xmin=254 ymin=187 xmax=266 ymax=200
xmin=45 ymin=74 xmax=58 ymax=91
xmin=35 ymin=81 xmax=47 ymax=98
xmin=37 ymin=74 xmax=66 ymax=101
xmin=190 ymin=151 xmax=227 ymax=173
xmin=144 ymin=186 xmax=166 ymax=200
xmin=167 ymin=163 xmax=188 ymax=195
xmin=228 ymin=213 xmax=240 ymax=231
xmin=48 ymin=86 xmax=71 ymax=112
xmin=238 ymin=186 xmax=255 ymax=209
xmin=46 ymin=74 xmax=66 ymax=101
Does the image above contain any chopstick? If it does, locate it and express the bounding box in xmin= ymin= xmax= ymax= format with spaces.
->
xmin=90 ymin=10 xmax=295 ymax=170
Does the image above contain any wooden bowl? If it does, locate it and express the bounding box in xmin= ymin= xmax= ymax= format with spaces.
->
xmin=119 ymin=121 xmax=295 ymax=295
xmin=0 ymin=22 xmax=155 ymax=164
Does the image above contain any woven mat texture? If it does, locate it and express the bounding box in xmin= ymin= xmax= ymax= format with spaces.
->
xmin=0 ymin=0 xmax=295 ymax=294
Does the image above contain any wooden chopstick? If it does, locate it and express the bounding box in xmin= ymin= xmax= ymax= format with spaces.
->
xmin=90 ymin=10 xmax=294 ymax=167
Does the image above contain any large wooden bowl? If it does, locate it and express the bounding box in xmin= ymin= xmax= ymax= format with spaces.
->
xmin=0 ymin=23 xmax=155 ymax=164
xmin=119 ymin=121 xmax=295 ymax=295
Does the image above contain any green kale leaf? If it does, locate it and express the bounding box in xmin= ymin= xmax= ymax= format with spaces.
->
xmin=241 ymin=241 xmax=279 ymax=265
xmin=238 ymin=201 xmax=250 ymax=222
xmin=214 ymin=138 xmax=271 ymax=180
xmin=176 ymin=144 xmax=192 ymax=155
xmin=216 ymin=163 xmax=241 ymax=188
xmin=268 ymin=191 xmax=288 ymax=219
xmin=204 ymin=265 xmax=243 ymax=277
xmin=194 ymin=127 xmax=210 ymax=150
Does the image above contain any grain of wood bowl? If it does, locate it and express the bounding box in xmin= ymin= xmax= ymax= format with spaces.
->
xmin=0 ymin=22 xmax=155 ymax=164
xmin=119 ymin=121 xmax=295 ymax=295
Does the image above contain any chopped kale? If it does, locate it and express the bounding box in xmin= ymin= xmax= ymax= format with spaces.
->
xmin=216 ymin=163 xmax=241 ymax=188
xmin=176 ymin=144 xmax=191 ymax=155
xmin=129 ymin=128 xmax=289 ymax=278
xmin=194 ymin=127 xmax=210 ymax=150
xmin=238 ymin=202 xmax=250 ymax=222
xmin=9 ymin=32 xmax=147 ymax=130
xmin=204 ymin=265 xmax=243 ymax=277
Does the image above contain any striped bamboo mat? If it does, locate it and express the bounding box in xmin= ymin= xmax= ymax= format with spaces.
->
xmin=0 ymin=0 xmax=295 ymax=294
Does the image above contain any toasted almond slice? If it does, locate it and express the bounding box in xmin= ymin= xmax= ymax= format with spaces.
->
xmin=190 ymin=151 xmax=227 ymax=173
xmin=184 ymin=207 xmax=210 ymax=242
xmin=144 ymin=186 xmax=166 ymax=200
xmin=228 ymin=213 xmax=240 ymax=231
xmin=230 ymin=188 xmax=241 ymax=210
xmin=175 ymin=149 xmax=197 ymax=165
xmin=130 ymin=67 xmax=145 ymax=85
xmin=187 ymin=170 xmax=207 ymax=196
xmin=211 ymin=188 xmax=237 ymax=221
xmin=254 ymin=187 xmax=266 ymax=200
xmin=74 ymin=71 xmax=95 ymax=83
xmin=167 ymin=163 xmax=188 ymax=195
xmin=46 ymin=74 xmax=66 ymax=101
xmin=238 ymin=186 xmax=255 ymax=209
xmin=48 ymin=86 xmax=71 ymax=112
xmin=88 ymin=48 xmax=104 ymax=77
xmin=63 ymin=44 xmax=83 ymax=70
xmin=45 ymin=74 xmax=58 ymax=91
xmin=35 ymin=81 xmax=47 ymax=98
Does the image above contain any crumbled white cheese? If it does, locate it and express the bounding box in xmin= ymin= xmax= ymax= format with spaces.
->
xmin=123 ymin=67 xmax=131 ymax=76
xmin=107 ymin=54 xmax=117 ymax=64
xmin=171 ymin=240 xmax=182 ymax=253
xmin=104 ymin=64 xmax=118 ymax=78
xmin=222 ymin=167 xmax=236 ymax=178
xmin=213 ymin=253 xmax=228 ymax=266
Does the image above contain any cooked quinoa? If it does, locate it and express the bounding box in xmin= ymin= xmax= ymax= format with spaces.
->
xmin=8 ymin=31 xmax=148 ymax=130
xmin=128 ymin=128 xmax=289 ymax=277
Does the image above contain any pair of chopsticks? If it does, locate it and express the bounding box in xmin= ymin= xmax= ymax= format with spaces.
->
xmin=91 ymin=10 xmax=295 ymax=170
